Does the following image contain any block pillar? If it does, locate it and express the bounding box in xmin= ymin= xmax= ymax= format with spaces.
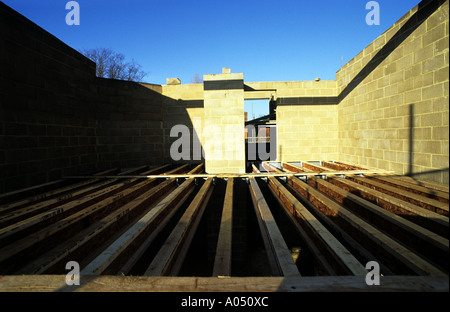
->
xmin=203 ymin=69 xmax=245 ymax=173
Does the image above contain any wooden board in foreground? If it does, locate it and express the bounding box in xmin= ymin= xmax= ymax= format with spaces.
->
xmin=0 ymin=275 xmax=447 ymax=292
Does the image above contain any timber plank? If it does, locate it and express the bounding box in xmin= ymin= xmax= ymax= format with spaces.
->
xmin=212 ymin=178 xmax=234 ymax=277
xmin=14 ymin=178 xmax=179 ymax=275
xmin=302 ymin=162 xmax=331 ymax=172
xmin=347 ymin=175 xmax=449 ymax=215
xmin=0 ymin=173 xmax=163 ymax=267
xmin=387 ymin=175 xmax=449 ymax=193
xmin=287 ymin=177 xmax=446 ymax=276
xmin=327 ymin=176 xmax=449 ymax=236
xmin=248 ymin=177 xmax=301 ymax=278
xmin=0 ymin=165 xmax=184 ymax=247
xmin=80 ymin=175 xmax=197 ymax=275
xmin=308 ymin=176 xmax=449 ymax=270
xmin=145 ymin=178 xmax=214 ymax=276
xmin=0 ymin=168 xmax=121 ymax=215
xmin=0 ymin=275 xmax=447 ymax=292
xmin=267 ymin=176 xmax=367 ymax=276
xmin=366 ymin=175 xmax=449 ymax=203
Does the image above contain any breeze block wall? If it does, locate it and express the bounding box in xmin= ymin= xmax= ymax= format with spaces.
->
xmin=336 ymin=0 xmax=449 ymax=185
xmin=160 ymin=83 xmax=204 ymax=164
xmin=0 ymin=2 xmax=99 ymax=193
xmin=203 ymin=71 xmax=246 ymax=174
xmin=267 ymin=81 xmax=339 ymax=162
xmin=0 ymin=2 xmax=164 ymax=193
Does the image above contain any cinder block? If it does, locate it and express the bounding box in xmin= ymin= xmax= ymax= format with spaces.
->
xmin=434 ymin=66 xmax=449 ymax=83
xmin=432 ymin=126 xmax=449 ymax=140
xmin=414 ymin=45 xmax=434 ymax=63
xmin=421 ymin=112 xmax=443 ymax=127
xmin=422 ymin=84 xmax=443 ymax=100
xmin=422 ymin=53 xmax=445 ymax=73
xmin=397 ymin=54 xmax=413 ymax=71
xmin=423 ymin=23 xmax=446 ymax=47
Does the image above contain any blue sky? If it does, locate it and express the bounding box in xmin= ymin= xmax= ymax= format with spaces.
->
xmin=3 ymin=0 xmax=420 ymax=117
xmin=4 ymin=0 xmax=421 ymax=83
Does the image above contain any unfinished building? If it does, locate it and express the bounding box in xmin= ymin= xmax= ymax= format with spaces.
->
xmin=0 ymin=0 xmax=448 ymax=291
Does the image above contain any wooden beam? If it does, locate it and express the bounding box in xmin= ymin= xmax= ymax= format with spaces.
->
xmin=114 ymin=164 xmax=205 ymax=275
xmin=144 ymin=178 xmax=214 ymax=276
xmin=333 ymin=161 xmax=368 ymax=170
xmin=0 ymin=166 xmax=179 ymax=271
xmin=266 ymin=176 xmax=367 ymax=276
xmin=281 ymin=162 xmax=306 ymax=172
xmin=308 ymin=176 xmax=449 ymax=270
xmin=347 ymin=175 xmax=449 ymax=215
xmin=366 ymin=174 xmax=449 ymax=203
xmin=63 ymin=169 xmax=394 ymax=180
xmin=0 ymin=167 xmax=150 ymax=226
xmin=327 ymin=176 xmax=449 ymax=236
xmin=0 ymin=275 xmax=448 ymax=292
xmin=386 ymin=175 xmax=449 ymax=193
xmin=14 ymin=177 xmax=179 ymax=275
xmin=321 ymin=161 xmax=350 ymax=171
xmin=302 ymin=162 xmax=331 ymax=172
xmin=0 ymin=168 xmax=122 ymax=215
xmin=80 ymin=177 xmax=196 ymax=275
xmin=212 ymin=178 xmax=234 ymax=277
xmin=0 ymin=165 xmax=184 ymax=248
xmin=10 ymin=165 xmax=192 ymax=274
xmin=248 ymin=177 xmax=301 ymax=278
xmin=0 ymin=166 xmax=122 ymax=205
xmin=287 ymin=177 xmax=446 ymax=276
xmin=262 ymin=162 xmax=283 ymax=172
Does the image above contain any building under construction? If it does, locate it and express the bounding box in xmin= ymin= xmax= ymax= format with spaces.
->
xmin=0 ymin=0 xmax=448 ymax=291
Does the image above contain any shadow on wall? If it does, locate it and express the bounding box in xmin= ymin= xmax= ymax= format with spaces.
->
xmin=338 ymin=0 xmax=446 ymax=102
xmin=407 ymin=103 xmax=449 ymax=184
xmin=161 ymin=97 xmax=204 ymax=165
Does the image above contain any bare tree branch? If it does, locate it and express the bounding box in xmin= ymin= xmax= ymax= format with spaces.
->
xmin=191 ymin=73 xmax=203 ymax=84
xmin=80 ymin=47 xmax=147 ymax=82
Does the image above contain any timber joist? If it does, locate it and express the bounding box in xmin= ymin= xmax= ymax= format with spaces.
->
xmin=0 ymin=161 xmax=448 ymax=292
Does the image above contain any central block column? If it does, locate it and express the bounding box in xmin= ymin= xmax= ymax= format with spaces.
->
xmin=203 ymin=69 xmax=245 ymax=174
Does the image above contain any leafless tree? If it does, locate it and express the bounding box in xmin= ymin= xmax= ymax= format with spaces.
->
xmin=191 ymin=73 xmax=203 ymax=84
xmin=81 ymin=47 xmax=147 ymax=82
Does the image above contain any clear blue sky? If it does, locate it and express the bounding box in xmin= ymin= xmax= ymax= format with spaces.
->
xmin=4 ymin=0 xmax=421 ymax=86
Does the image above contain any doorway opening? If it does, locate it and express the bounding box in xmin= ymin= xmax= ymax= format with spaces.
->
xmin=244 ymin=99 xmax=277 ymax=172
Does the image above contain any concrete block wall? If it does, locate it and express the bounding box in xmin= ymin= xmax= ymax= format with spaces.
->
xmin=259 ymin=81 xmax=339 ymax=163
xmin=336 ymin=0 xmax=449 ymax=184
xmin=276 ymin=104 xmax=339 ymax=162
xmin=95 ymin=80 xmax=164 ymax=170
xmin=203 ymin=72 xmax=246 ymax=173
xmin=161 ymin=83 xmax=204 ymax=164
xmin=2 ymin=0 xmax=448 ymax=191
xmin=0 ymin=2 xmax=98 ymax=193
xmin=0 ymin=3 xmax=164 ymax=193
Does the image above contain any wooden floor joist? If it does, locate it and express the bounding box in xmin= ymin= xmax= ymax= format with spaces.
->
xmin=212 ymin=178 xmax=234 ymax=277
xmin=248 ymin=177 xmax=301 ymax=278
xmin=366 ymin=174 xmax=449 ymax=203
xmin=327 ymin=176 xmax=449 ymax=236
xmin=301 ymin=162 xmax=332 ymax=172
xmin=307 ymin=176 xmax=449 ymax=271
xmin=80 ymin=164 xmax=203 ymax=275
xmin=266 ymin=175 xmax=367 ymax=276
xmin=347 ymin=174 xmax=449 ymax=215
xmin=0 ymin=165 xmax=168 ymax=232
xmin=0 ymin=168 xmax=122 ymax=215
xmin=387 ymin=175 xmax=450 ymax=193
xmin=287 ymin=177 xmax=447 ymax=276
xmin=0 ymin=275 xmax=448 ymax=292
xmin=2 ymin=165 xmax=192 ymax=274
xmin=144 ymin=178 xmax=214 ymax=276
xmin=0 ymin=161 xmax=448 ymax=292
